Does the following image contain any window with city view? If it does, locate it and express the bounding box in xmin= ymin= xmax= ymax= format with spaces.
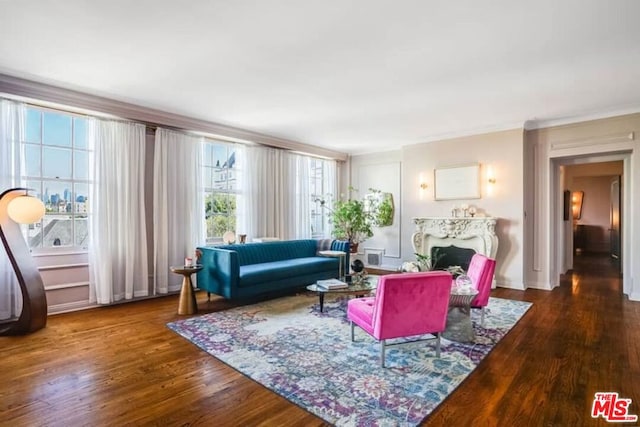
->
xmin=202 ymin=140 xmax=239 ymax=243
xmin=22 ymin=106 xmax=90 ymax=250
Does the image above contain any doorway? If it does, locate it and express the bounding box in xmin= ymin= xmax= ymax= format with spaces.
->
xmin=555 ymin=157 xmax=626 ymax=280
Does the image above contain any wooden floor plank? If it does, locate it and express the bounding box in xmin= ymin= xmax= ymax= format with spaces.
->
xmin=1 ymin=253 xmax=637 ymax=426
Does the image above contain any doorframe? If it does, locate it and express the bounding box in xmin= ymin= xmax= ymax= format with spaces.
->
xmin=551 ymin=153 xmax=631 ymax=293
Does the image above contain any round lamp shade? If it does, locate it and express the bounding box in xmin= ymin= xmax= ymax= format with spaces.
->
xmin=7 ymin=195 xmax=45 ymax=224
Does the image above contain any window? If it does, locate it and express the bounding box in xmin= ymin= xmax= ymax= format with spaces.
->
xmin=22 ymin=106 xmax=90 ymax=250
xmin=202 ymin=140 xmax=240 ymax=244
xmin=310 ymin=158 xmax=334 ymax=238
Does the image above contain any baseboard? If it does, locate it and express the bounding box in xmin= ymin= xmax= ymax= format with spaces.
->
xmin=48 ymin=300 xmax=96 ymax=315
xmin=495 ymin=281 xmax=526 ymax=291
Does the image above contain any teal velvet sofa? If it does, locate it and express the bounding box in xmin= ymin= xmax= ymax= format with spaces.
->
xmin=196 ymin=239 xmax=350 ymax=300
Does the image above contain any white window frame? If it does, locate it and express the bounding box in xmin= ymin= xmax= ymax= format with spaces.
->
xmin=201 ymin=139 xmax=241 ymax=245
xmin=21 ymin=105 xmax=91 ymax=255
xmin=310 ymin=158 xmax=332 ymax=239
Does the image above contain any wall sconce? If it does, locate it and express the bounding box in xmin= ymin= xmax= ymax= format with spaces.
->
xmin=418 ymin=172 xmax=429 ymax=200
xmin=487 ymin=166 xmax=496 ymax=184
xmin=485 ymin=165 xmax=496 ymax=184
xmin=485 ymin=165 xmax=496 ymax=197
xmin=0 ymin=188 xmax=48 ymax=335
xmin=572 ymin=191 xmax=584 ymax=220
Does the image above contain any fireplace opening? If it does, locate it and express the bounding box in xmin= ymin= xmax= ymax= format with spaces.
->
xmin=432 ymin=245 xmax=476 ymax=272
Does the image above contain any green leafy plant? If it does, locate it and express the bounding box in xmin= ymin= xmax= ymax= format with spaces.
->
xmin=414 ymin=248 xmax=444 ymax=271
xmin=316 ymin=187 xmax=376 ymax=246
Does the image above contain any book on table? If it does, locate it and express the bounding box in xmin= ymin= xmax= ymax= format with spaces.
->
xmin=316 ymin=278 xmax=348 ymax=289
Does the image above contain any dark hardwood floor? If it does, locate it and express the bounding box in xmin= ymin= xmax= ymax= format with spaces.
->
xmin=1 ymin=254 xmax=638 ymax=426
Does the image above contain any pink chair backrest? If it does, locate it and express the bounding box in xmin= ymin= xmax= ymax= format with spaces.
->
xmin=467 ymin=253 xmax=496 ymax=307
xmin=372 ymin=271 xmax=452 ymax=340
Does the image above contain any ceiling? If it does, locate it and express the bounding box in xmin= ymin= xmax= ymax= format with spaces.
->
xmin=1 ymin=0 xmax=640 ymax=155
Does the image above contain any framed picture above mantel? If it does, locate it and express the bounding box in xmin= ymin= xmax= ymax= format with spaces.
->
xmin=434 ymin=163 xmax=481 ymax=200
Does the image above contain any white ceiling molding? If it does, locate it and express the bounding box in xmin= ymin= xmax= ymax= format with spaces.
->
xmin=0 ymin=74 xmax=348 ymax=161
xmin=525 ymin=107 xmax=640 ymax=131
xmin=550 ymin=132 xmax=634 ymax=152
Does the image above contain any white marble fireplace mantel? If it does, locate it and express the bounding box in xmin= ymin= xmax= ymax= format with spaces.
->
xmin=411 ymin=217 xmax=498 ymax=261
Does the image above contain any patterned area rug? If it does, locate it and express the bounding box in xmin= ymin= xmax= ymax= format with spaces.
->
xmin=167 ymin=294 xmax=531 ymax=426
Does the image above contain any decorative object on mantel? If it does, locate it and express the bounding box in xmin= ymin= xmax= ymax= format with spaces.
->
xmin=411 ymin=217 xmax=498 ymax=281
xmin=451 ymin=204 xmax=478 ymax=218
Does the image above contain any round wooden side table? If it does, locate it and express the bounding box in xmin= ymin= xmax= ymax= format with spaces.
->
xmin=170 ymin=265 xmax=203 ymax=315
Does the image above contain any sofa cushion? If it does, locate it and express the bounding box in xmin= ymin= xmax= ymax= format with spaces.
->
xmin=221 ymin=240 xmax=319 ymax=266
xmin=239 ymin=257 xmax=337 ymax=287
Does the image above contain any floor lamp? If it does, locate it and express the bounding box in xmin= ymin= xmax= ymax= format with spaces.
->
xmin=0 ymin=188 xmax=47 ymax=335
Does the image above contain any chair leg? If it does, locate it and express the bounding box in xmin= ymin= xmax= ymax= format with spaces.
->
xmin=350 ymin=321 xmax=355 ymax=342
xmin=435 ymin=333 xmax=441 ymax=358
xmin=380 ymin=339 xmax=386 ymax=368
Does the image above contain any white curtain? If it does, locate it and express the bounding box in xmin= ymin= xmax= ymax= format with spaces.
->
xmin=88 ymin=118 xmax=148 ymax=304
xmin=323 ymin=159 xmax=338 ymax=238
xmin=238 ymin=146 xmax=315 ymax=241
xmin=291 ymin=153 xmax=311 ymax=238
xmin=0 ymin=99 xmax=25 ymax=319
xmin=239 ymin=146 xmax=282 ymax=240
xmin=153 ymin=128 xmax=204 ymax=294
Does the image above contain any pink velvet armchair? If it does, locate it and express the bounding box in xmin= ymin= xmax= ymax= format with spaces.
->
xmin=347 ymin=271 xmax=452 ymax=367
xmin=467 ymin=253 xmax=496 ymax=326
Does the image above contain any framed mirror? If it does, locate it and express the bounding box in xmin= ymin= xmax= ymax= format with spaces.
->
xmin=364 ymin=191 xmax=394 ymax=227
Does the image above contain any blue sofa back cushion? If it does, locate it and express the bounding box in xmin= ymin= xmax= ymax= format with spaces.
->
xmin=239 ymin=257 xmax=336 ymax=287
xmin=217 ymin=239 xmax=319 ymax=266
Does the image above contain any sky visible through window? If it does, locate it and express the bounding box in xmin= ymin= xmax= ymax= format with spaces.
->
xmin=21 ymin=107 xmax=332 ymax=247
xmin=24 ymin=108 xmax=89 ymax=249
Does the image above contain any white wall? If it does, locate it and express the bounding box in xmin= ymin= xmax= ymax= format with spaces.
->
xmin=402 ymin=129 xmax=525 ymax=288
xmin=348 ymin=151 xmax=402 ymax=269
xmin=525 ymin=113 xmax=640 ymax=300
xmin=573 ymin=175 xmax=616 ymax=253
xmin=350 ymin=128 xmax=525 ymax=288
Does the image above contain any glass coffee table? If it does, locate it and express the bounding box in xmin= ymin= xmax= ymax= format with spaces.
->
xmin=307 ymin=275 xmax=379 ymax=312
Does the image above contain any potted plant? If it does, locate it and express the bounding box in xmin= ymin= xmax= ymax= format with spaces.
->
xmin=316 ymin=187 xmax=378 ymax=253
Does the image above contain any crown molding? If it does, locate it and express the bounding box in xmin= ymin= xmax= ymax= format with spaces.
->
xmin=525 ymin=106 xmax=640 ymax=130
xmin=0 ymin=73 xmax=348 ymax=161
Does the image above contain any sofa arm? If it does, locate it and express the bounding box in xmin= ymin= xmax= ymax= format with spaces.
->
xmin=196 ymin=246 xmax=239 ymax=299
xmin=330 ymin=240 xmax=350 ymax=274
